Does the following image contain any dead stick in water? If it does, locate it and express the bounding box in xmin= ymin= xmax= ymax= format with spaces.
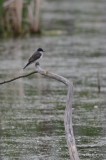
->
xmin=0 ymin=62 xmax=80 ymax=160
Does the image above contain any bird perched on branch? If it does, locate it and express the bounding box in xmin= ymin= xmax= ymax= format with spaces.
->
xmin=23 ymin=48 xmax=44 ymax=69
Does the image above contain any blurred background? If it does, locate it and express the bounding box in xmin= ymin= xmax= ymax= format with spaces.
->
xmin=0 ymin=0 xmax=106 ymax=160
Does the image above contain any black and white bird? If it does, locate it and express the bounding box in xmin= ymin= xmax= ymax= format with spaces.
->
xmin=23 ymin=48 xmax=44 ymax=69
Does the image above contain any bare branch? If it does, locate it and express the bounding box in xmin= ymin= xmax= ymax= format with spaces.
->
xmin=35 ymin=63 xmax=80 ymax=160
xmin=0 ymin=71 xmax=36 ymax=85
xmin=0 ymin=62 xmax=80 ymax=160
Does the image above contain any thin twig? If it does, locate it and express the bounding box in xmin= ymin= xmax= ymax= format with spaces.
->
xmin=0 ymin=71 xmax=37 ymax=85
xmin=97 ymin=71 xmax=101 ymax=94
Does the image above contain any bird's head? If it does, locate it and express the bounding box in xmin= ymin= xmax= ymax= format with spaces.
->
xmin=37 ymin=48 xmax=44 ymax=52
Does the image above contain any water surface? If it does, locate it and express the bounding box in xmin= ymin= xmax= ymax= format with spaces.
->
xmin=0 ymin=0 xmax=106 ymax=159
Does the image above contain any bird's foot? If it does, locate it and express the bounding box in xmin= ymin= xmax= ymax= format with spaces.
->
xmin=35 ymin=62 xmax=40 ymax=66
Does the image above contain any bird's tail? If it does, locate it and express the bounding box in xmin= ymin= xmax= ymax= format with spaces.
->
xmin=23 ymin=62 xmax=30 ymax=69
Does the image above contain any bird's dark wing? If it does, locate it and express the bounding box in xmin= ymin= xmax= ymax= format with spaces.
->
xmin=29 ymin=52 xmax=42 ymax=63
xmin=23 ymin=52 xmax=42 ymax=69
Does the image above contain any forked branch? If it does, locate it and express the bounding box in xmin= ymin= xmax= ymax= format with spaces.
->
xmin=0 ymin=62 xmax=80 ymax=160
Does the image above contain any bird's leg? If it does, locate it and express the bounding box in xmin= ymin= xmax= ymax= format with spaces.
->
xmin=35 ymin=62 xmax=40 ymax=67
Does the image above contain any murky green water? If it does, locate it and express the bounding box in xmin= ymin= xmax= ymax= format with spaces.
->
xmin=0 ymin=0 xmax=106 ymax=159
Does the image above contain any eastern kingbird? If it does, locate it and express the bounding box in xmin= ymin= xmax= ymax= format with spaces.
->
xmin=23 ymin=48 xmax=44 ymax=69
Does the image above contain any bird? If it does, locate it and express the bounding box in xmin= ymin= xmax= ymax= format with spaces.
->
xmin=23 ymin=48 xmax=44 ymax=69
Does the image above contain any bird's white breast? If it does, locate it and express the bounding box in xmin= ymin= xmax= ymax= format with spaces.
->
xmin=39 ymin=51 xmax=43 ymax=58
